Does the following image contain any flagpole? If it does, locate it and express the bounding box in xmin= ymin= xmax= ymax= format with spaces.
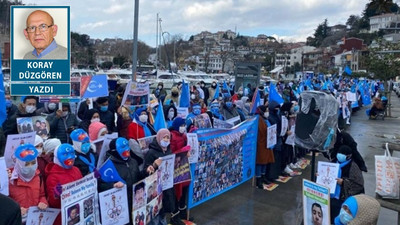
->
xmin=132 ymin=0 xmax=139 ymax=81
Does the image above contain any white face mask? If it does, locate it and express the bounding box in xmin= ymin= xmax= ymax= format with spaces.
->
xmin=48 ymin=103 xmax=56 ymax=110
xmin=264 ymin=112 xmax=269 ymax=118
xmin=160 ymin=140 xmax=170 ymax=148
xmin=25 ymin=105 xmax=36 ymax=113
xmin=168 ymin=111 xmax=175 ymax=119
xmin=179 ymin=126 xmax=186 ymax=134
xmin=191 ymin=94 xmax=196 ymax=100
xmin=91 ymin=118 xmax=100 ymax=123
xmin=139 ymin=114 xmax=148 ymax=123
xmin=20 ymin=163 xmax=37 ymax=178
xmin=36 ymin=147 xmax=43 ymax=155
xmin=62 ymin=111 xmax=68 ymax=117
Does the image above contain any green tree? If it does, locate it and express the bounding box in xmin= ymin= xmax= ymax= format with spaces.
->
xmin=363 ymin=0 xmax=399 ymax=17
xmin=366 ymin=39 xmax=400 ymax=116
xmin=309 ymin=19 xmax=329 ymax=47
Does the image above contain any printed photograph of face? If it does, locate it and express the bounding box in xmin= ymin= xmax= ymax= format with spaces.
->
xmin=12 ymin=7 xmax=68 ymax=59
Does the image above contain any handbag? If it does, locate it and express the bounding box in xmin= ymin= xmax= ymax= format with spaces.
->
xmin=375 ymin=143 xmax=400 ymax=199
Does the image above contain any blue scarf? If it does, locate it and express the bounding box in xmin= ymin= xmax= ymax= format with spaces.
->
xmin=78 ymin=153 xmax=96 ymax=173
xmin=332 ymin=159 xmax=351 ymax=199
xmin=136 ymin=120 xmax=152 ymax=137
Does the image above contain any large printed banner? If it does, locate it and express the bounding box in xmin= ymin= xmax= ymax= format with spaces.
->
xmin=303 ymin=179 xmax=330 ymax=225
xmin=61 ymin=173 xmax=99 ymax=225
xmin=188 ymin=117 xmax=259 ymax=208
xmin=121 ymin=81 xmax=150 ymax=107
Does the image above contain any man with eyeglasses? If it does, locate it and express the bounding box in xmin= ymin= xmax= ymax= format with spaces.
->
xmin=23 ymin=10 xmax=67 ymax=59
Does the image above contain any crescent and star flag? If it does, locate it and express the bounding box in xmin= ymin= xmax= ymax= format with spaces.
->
xmin=0 ymin=53 xmax=6 ymax=127
xmin=269 ymin=83 xmax=284 ymax=105
xmin=154 ymin=100 xmax=166 ymax=131
xmin=179 ymin=80 xmax=190 ymax=108
xmin=98 ymin=159 xmax=125 ymax=184
xmin=80 ymin=74 xmax=109 ymax=98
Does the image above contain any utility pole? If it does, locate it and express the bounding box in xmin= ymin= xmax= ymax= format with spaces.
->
xmin=155 ymin=13 xmax=159 ymax=71
xmin=131 ymin=0 xmax=139 ymax=81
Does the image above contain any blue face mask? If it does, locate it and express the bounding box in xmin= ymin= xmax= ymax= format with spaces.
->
xmin=100 ymin=105 xmax=108 ymax=112
xmin=57 ymin=144 xmax=76 ymax=169
xmin=339 ymin=208 xmax=354 ymax=224
xmin=293 ymin=105 xmax=299 ymax=112
xmin=226 ymin=102 xmax=232 ymax=108
xmin=336 ymin=153 xmax=347 ymax=163
xmin=193 ymin=108 xmax=201 ymax=115
xmin=81 ymin=142 xmax=91 ymax=154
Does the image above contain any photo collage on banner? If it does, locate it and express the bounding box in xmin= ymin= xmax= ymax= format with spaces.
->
xmin=137 ymin=135 xmax=156 ymax=155
xmin=213 ymin=118 xmax=233 ymax=129
xmin=4 ymin=132 xmax=36 ymax=168
xmin=17 ymin=116 xmax=50 ymax=140
xmin=193 ymin=113 xmax=212 ymax=129
xmin=25 ymin=207 xmax=60 ymax=225
xmin=188 ymin=116 xmax=258 ymax=208
xmin=132 ymin=171 xmax=162 ymax=225
xmin=303 ymin=179 xmax=330 ymax=225
xmin=174 ymin=149 xmax=191 ymax=185
xmin=121 ymin=81 xmax=150 ymax=108
xmin=99 ymin=186 xmax=130 ymax=225
xmin=61 ymin=173 xmax=99 ymax=225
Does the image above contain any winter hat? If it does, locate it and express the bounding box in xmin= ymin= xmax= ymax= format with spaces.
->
xmin=268 ymin=100 xmax=280 ymax=111
xmin=156 ymin=128 xmax=170 ymax=145
xmin=134 ymin=107 xmax=147 ymax=122
xmin=34 ymin=135 xmax=43 ymax=155
xmin=96 ymin=97 xmax=108 ymax=105
xmin=88 ymin=122 xmax=107 ymax=141
xmin=172 ymin=117 xmax=185 ymax=131
xmin=234 ymin=100 xmax=244 ymax=110
xmin=12 ymin=144 xmax=38 ymax=183
xmin=54 ymin=143 xmax=75 ymax=169
xmin=43 ymin=138 xmax=61 ymax=154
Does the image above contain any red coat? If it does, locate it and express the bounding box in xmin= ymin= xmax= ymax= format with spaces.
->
xmin=45 ymin=162 xmax=82 ymax=225
xmin=8 ymin=169 xmax=47 ymax=209
xmin=170 ymin=130 xmax=190 ymax=200
xmin=170 ymin=130 xmax=187 ymax=153
xmin=126 ymin=122 xmax=145 ymax=140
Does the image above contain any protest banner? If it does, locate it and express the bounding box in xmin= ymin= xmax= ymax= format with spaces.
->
xmin=188 ymin=117 xmax=258 ymax=208
xmin=174 ymin=148 xmax=191 ymax=185
xmin=0 ymin=157 xmax=9 ymax=195
xmin=177 ymin=107 xmax=189 ymax=119
xmin=285 ymin=125 xmax=296 ymax=146
xmin=316 ymin=162 xmax=340 ymax=195
xmin=187 ymin=133 xmax=199 ymax=164
xmin=121 ymin=81 xmax=150 ymax=107
xmin=25 ymin=207 xmax=60 ymax=225
xmin=346 ymin=92 xmax=357 ymax=102
xmin=281 ymin=116 xmax=288 ymax=137
xmin=61 ymin=173 xmax=99 ymax=225
xmin=31 ymin=116 xmax=50 ymax=140
xmin=267 ymin=124 xmax=277 ymax=148
xmin=303 ymin=179 xmax=330 ymax=225
xmin=17 ymin=117 xmax=34 ymax=133
xmin=160 ymin=154 xmax=175 ymax=191
xmin=193 ymin=113 xmax=212 ymax=129
xmin=213 ymin=118 xmax=233 ymax=129
xmin=226 ymin=116 xmax=241 ymax=126
xmin=4 ymin=132 xmax=36 ymax=168
xmin=137 ymin=135 xmax=156 ymax=155
xmin=99 ymin=186 xmax=130 ymax=225
xmin=97 ymin=132 xmax=118 ymax=168
xmin=132 ymin=172 xmax=162 ymax=224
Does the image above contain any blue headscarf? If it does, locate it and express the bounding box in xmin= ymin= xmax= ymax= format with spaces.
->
xmin=134 ymin=107 xmax=152 ymax=137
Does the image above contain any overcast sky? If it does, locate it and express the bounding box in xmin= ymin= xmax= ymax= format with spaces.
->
xmin=22 ymin=0 xmax=370 ymax=47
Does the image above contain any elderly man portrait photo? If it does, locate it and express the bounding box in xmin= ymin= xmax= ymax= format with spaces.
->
xmin=23 ymin=10 xmax=67 ymax=59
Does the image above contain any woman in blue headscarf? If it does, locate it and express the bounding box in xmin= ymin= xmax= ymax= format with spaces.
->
xmin=127 ymin=107 xmax=156 ymax=140
xmin=334 ymin=194 xmax=380 ymax=225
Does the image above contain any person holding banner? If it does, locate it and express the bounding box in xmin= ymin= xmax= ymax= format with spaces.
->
xmin=117 ymin=105 xmax=133 ymax=138
xmin=164 ymin=86 xmax=180 ymax=107
xmin=127 ymin=107 xmax=156 ymax=140
xmin=266 ymin=101 xmax=283 ymax=180
xmin=45 ymin=143 xmax=82 ymax=225
xmin=220 ymin=97 xmax=242 ymax=121
xmin=98 ymin=137 xmax=143 ymax=225
xmin=164 ymin=103 xmax=178 ymax=129
xmin=96 ymin=97 xmax=116 ymax=133
xmin=9 ymin=144 xmax=48 ymax=221
xmin=255 ymin=105 xmax=275 ymax=188
xmin=4 ymin=96 xmax=40 ymax=136
xmin=46 ymin=103 xmax=79 ymax=144
xmin=144 ymin=129 xmax=185 ymax=225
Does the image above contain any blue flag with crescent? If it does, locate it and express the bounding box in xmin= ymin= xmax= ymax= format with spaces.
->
xmin=98 ymin=159 xmax=125 ymax=184
xmin=154 ymin=100 xmax=166 ymax=131
xmin=179 ymin=80 xmax=190 ymax=107
xmin=82 ymin=74 xmax=109 ymax=98
xmin=0 ymin=53 xmax=6 ymax=127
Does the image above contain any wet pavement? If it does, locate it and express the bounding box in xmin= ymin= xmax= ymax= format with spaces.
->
xmin=190 ymin=92 xmax=400 ymax=225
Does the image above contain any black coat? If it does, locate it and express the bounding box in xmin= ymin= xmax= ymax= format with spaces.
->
xmin=144 ymin=139 xmax=177 ymax=214
xmin=74 ymin=150 xmax=98 ymax=177
xmin=98 ymin=109 xmax=115 ymax=133
xmin=0 ymin=194 xmax=22 ymax=225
